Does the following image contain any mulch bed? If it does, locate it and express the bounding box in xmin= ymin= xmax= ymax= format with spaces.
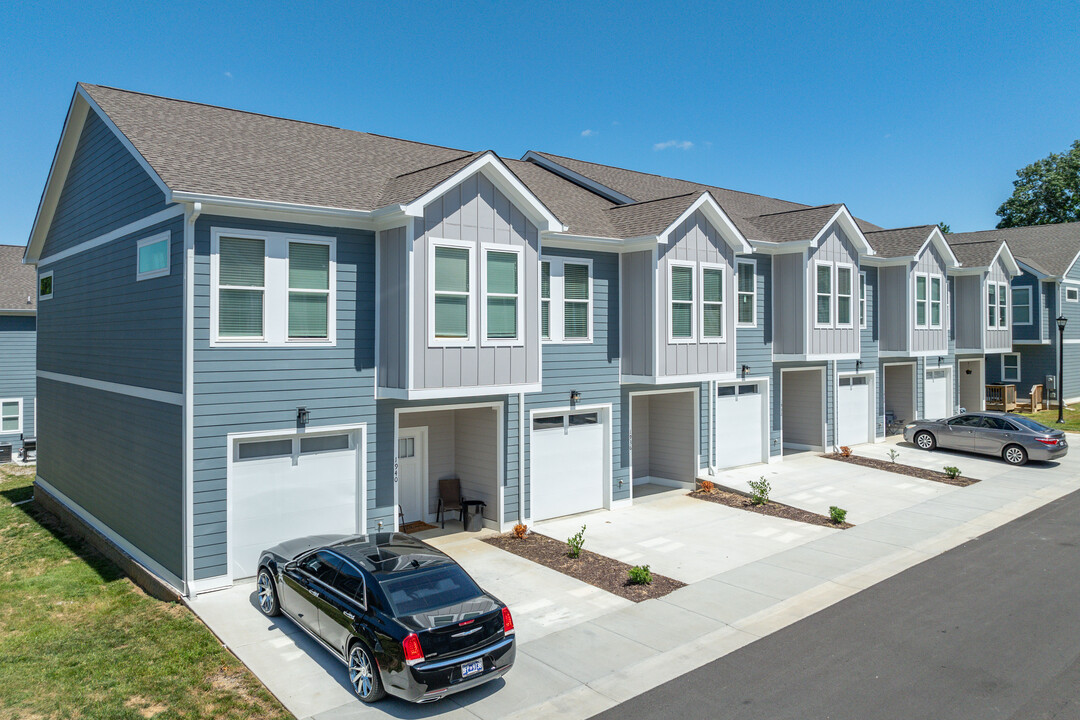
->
xmin=825 ymin=452 xmax=980 ymax=487
xmin=689 ymin=488 xmax=853 ymax=529
xmin=483 ymin=532 xmax=684 ymax=602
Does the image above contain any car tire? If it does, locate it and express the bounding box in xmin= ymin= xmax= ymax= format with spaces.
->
xmin=914 ymin=431 xmax=936 ymax=451
xmin=348 ymin=641 xmax=386 ymax=703
xmin=1003 ymin=444 xmax=1028 ymax=466
xmin=257 ymin=568 xmax=280 ymax=617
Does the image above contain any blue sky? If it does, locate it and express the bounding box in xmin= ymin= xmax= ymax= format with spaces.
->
xmin=1 ymin=0 xmax=1078 ymax=244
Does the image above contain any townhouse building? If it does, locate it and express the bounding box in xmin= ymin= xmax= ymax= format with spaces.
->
xmin=0 ymin=245 xmax=37 ymax=454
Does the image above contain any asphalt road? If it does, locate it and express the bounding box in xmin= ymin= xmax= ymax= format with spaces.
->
xmin=593 ymin=488 xmax=1080 ymax=720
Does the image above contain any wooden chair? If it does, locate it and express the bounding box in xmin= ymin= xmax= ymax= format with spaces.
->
xmin=437 ymin=477 xmax=465 ymax=529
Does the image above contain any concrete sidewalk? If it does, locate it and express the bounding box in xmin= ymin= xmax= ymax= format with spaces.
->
xmin=189 ymin=437 xmax=1080 ymax=720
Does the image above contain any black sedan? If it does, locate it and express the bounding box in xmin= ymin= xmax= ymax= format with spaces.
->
xmin=256 ymin=532 xmax=515 ymax=704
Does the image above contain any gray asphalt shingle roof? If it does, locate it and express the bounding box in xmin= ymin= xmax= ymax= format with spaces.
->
xmin=864 ymin=225 xmax=937 ymax=258
xmin=0 ymin=245 xmax=36 ymax=311
xmin=948 ymin=223 xmax=1080 ymax=277
xmin=946 ymin=239 xmax=1006 ymax=269
xmin=747 ymin=204 xmax=845 ymax=243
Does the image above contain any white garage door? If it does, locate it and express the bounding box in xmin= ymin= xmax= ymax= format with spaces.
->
xmin=925 ymin=368 xmax=952 ymax=420
xmin=715 ymin=383 xmax=767 ymax=469
xmin=836 ymin=375 xmax=871 ymax=446
xmin=230 ymin=429 xmax=362 ymax=579
xmin=530 ymin=410 xmax=606 ymax=521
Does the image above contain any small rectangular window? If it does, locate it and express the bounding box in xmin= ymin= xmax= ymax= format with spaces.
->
xmin=1012 ymin=287 xmax=1032 ymax=325
xmin=1067 ymin=287 xmax=1079 ymax=303
xmin=737 ymin=260 xmax=756 ymax=326
xmin=397 ymin=437 xmax=415 ymax=458
xmin=433 ymin=245 xmax=471 ymax=340
xmin=533 ymin=416 xmax=564 ymax=431
xmin=38 ymin=271 xmax=53 ymax=301
xmin=702 ymin=266 xmax=724 ymax=340
xmin=930 ymin=276 xmax=942 ymax=328
xmin=987 ymin=283 xmax=997 ymax=327
xmin=670 ymin=264 xmax=694 ymax=340
xmin=997 ymin=282 xmax=1008 ymax=327
xmin=1 ymin=399 xmax=21 ymax=433
xmin=816 ymin=263 xmax=832 ymax=326
xmin=540 ymin=261 xmax=551 ymax=340
xmin=564 ymin=263 xmax=590 ymax=340
xmin=238 ymin=438 xmax=293 ymax=459
xmin=219 ymin=237 xmax=266 ymax=338
xmin=837 ymin=266 xmax=853 ymax=326
xmin=915 ymin=274 xmax=928 ymax=328
xmin=717 ymin=386 xmax=737 ymax=397
xmin=300 ymin=434 xmax=350 ymax=454
xmin=569 ymin=412 xmax=599 ymax=426
xmin=485 ymin=248 xmax=520 ymax=341
xmin=288 ymin=242 xmax=331 ymax=340
xmin=852 ymin=376 xmax=868 ymax=386
xmin=859 ymin=272 xmax=867 ymax=329
xmin=137 ymin=233 xmax=170 ymax=280
xmin=738 ymin=384 xmax=759 ymax=395
xmin=1002 ymin=353 xmax=1020 ymax=382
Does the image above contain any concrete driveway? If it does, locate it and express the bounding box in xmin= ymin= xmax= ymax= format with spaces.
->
xmin=188 ymin=438 xmax=1080 ymax=720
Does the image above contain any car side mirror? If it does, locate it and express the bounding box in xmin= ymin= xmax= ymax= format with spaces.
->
xmin=284 ymin=561 xmax=298 ymax=573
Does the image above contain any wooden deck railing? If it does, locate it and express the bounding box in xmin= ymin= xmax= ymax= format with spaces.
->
xmin=986 ymin=384 xmax=1016 ymax=411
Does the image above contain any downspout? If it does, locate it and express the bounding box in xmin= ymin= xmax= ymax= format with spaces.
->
xmin=518 ymin=392 xmax=526 ymax=525
xmin=831 ymin=359 xmax=837 ymax=452
xmin=708 ymin=380 xmax=716 ymax=475
xmin=183 ymin=202 xmax=201 ymax=598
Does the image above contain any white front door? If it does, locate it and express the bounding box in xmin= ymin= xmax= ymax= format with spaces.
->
xmin=836 ymin=374 xmax=871 ymax=446
xmin=925 ymin=368 xmax=952 ymax=419
xmin=397 ymin=428 xmax=426 ymax=524
xmin=531 ymin=409 xmax=607 ymax=521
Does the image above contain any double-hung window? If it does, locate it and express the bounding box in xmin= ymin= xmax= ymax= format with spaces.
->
xmin=914 ymin=273 xmax=928 ymax=328
xmin=1 ymin=399 xmax=20 ymax=434
xmin=736 ymin=260 xmax=756 ymax=326
xmin=670 ymin=263 xmax=695 ymax=341
xmin=136 ymin=232 xmax=170 ymax=280
xmin=288 ymin=242 xmax=331 ymax=340
xmin=540 ymin=261 xmax=551 ymax=340
xmin=859 ymin=272 xmax=867 ymax=329
xmin=987 ymin=283 xmax=997 ymax=327
xmin=1012 ymin=286 xmax=1032 ymax=325
xmin=563 ymin=262 xmax=590 ymax=341
xmin=701 ymin=263 xmax=724 ymax=341
xmin=815 ymin=262 xmax=832 ymax=327
xmin=432 ymin=243 xmax=472 ymax=343
xmin=929 ymin=276 xmax=943 ymax=328
xmin=836 ymin=265 xmax=853 ymax=326
xmin=218 ymin=236 xmax=266 ymax=338
xmin=1002 ymin=353 xmax=1021 ymax=382
xmin=996 ymin=281 xmax=1008 ymax=327
xmin=481 ymin=245 xmax=522 ymax=344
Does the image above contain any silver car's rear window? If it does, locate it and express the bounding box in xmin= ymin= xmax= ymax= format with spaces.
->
xmin=1008 ymin=415 xmax=1052 ymax=433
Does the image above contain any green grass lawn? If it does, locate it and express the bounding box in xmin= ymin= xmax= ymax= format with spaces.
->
xmin=1013 ymin=406 xmax=1080 ymax=433
xmin=0 ymin=464 xmax=291 ymax=720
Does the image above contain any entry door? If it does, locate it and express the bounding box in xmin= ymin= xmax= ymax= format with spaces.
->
xmin=397 ymin=429 xmax=426 ymax=524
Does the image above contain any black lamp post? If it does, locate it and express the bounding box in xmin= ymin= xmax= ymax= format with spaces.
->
xmin=1057 ymin=316 xmax=1068 ymax=424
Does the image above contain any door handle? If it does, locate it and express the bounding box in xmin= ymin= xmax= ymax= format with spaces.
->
xmin=343 ymin=611 xmax=355 ymax=620
xmin=306 ymin=588 xmax=320 ymax=598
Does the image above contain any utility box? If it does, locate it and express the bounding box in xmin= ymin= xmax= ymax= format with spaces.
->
xmin=0 ymin=443 xmax=11 ymax=464
xmin=1045 ymin=375 xmax=1057 ymax=401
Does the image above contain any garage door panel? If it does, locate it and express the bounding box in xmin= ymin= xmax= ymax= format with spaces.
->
xmin=531 ymin=412 xmax=606 ymax=521
xmin=836 ymin=375 xmax=871 ymax=446
xmin=925 ymin=369 xmax=951 ymax=420
xmin=716 ymin=383 xmax=766 ymax=469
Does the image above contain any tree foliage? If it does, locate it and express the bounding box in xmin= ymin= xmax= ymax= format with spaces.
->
xmin=996 ymin=140 xmax=1080 ymax=228
xmin=937 ymin=222 xmax=951 ymax=234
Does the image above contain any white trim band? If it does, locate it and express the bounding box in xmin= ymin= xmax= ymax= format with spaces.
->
xmin=37 ymin=370 xmax=184 ymax=405
xmin=37 ymin=205 xmax=185 ymax=267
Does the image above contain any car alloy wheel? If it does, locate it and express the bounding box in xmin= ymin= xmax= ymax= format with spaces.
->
xmin=257 ymin=570 xmax=279 ymax=616
xmin=349 ymin=644 xmax=383 ymax=702
xmin=1004 ymin=445 xmax=1027 ymax=465
xmin=915 ymin=431 xmax=935 ymax=450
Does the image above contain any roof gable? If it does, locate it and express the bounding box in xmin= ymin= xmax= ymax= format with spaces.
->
xmin=0 ymin=245 xmax=36 ymax=313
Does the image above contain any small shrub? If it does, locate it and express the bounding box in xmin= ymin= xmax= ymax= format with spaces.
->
xmin=699 ymin=479 xmax=715 ymax=493
xmin=513 ymin=523 xmax=528 ymax=539
xmin=943 ymin=466 xmax=962 ymax=480
xmin=567 ymin=524 xmax=586 ymax=558
xmin=888 ymin=449 xmax=900 ymax=463
xmin=829 ymin=506 xmax=848 ymax=524
xmin=628 ymin=564 xmax=653 ymax=585
xmin=748 ymin=476 xmax=771 ymax=505
xmin=838 ymin=446 xmax=853 ymax=458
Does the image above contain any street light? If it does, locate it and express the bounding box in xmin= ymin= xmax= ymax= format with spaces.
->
xmin=1057 ymin=316 xmax=1068 ymax=424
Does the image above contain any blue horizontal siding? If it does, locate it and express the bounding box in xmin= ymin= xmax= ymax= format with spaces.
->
xmin=0 ymin=315 xmax=36 ymax=447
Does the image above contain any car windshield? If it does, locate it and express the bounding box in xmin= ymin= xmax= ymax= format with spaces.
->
xmin=1008 ymin=414 xmax=1052 ymax=433
xmin=379 ymin=564 xmax=482 ymax=617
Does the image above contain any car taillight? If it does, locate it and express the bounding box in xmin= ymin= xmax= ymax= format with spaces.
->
xmin=1036 ymin=437 xmax=1060 ymax=446
xmin=502 ymin=606 xmax=515 ymax=635
xmin=402 ymin=633 xmax=425 ymax=666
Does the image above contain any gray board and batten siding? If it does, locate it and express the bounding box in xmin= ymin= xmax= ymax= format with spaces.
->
xmin=377 ymin=225 xmax=407 ymax=390
xmin=0 ymin=315 xmax=36 ymax=448
xmin=733 ymin=252 xmax=781 ymax=456
xmin=955 ymin=255 xmax=1014 ymax=352
xmin=409 ymin=172 xmax=541 ymax=392
xmin=910 ymin=243 xmax=950 ymax=353
xmin=806 ymin=223 xmax=861 ymax=357
xmin=878 ymin=265 xmax=908 ymax=352
xmin=772 ymin=253 xmax=805 ymax=355
xmin=985 ymin=254 xmax=1014 ymax=352
xmin=620 ymin=250 xmax=655 ymax=378
xmin=654 ymin=209 xmax=738 ymax=378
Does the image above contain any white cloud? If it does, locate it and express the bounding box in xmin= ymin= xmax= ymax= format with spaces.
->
xmin=654 ymin=140 xmax=694 ymax=151
xmin=224 ymin=71 xmax=233 ymax=79
xmin=581 ymin=129 xmax=597 ymax=137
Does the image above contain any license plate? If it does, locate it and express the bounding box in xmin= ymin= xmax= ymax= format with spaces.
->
xmin=461 ymin=659 xmax=484 ymax=678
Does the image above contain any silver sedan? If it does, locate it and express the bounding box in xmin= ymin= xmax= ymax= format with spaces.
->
xmin=903 ymin=411 xmax=1068 ymax=466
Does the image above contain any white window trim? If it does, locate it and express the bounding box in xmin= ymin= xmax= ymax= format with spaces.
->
xmin=913 ymin=272 xmax=929 ymax=329
xmin=987 ymin=282 xmax=998 ymax=328
xmin=541 ymin=256 xmax=594 ymax=344
xmin=479 ymin=243 xmax=525 ymax=347
xmin=1012 ymin=286 xmax=1033 ymax=326
xmin=699 ymin=261 xmax=726 ymax=343
xmin=0 ymin=398 xmax=22 ymax=435
xmin=929 ymin=275 xmax=943 ymax=329
xmin=835 ymin=262 xmax=855 ymax=328
xmin=427 ymin=238 xmax=476 ymax=348
xmin=859 ymin=271 xmax=867 ymax=330
xmin=210 ymin=227 xmax=337 ymax=348
xmin=736 ymin=258 xmax=757 ymax=328
xmin=997 ymin=281 xmax=1009 ymax=328
xmin=668 ymin=260 xmax=697 ymax=344
xmin=1001 ymin=353 xmax=1021 ymax=382
xmin=136 ymin=231 xmax=171 ymax=281
xmin=1067 ymin=287 xmax=1080 ymax=303
xmin=38 ymin=270 xmax=53 ymax=301
xmin=813 ymin=261 xmax=833 ymax=329
xmin=286 ymin=236 xmax=336 ymax=343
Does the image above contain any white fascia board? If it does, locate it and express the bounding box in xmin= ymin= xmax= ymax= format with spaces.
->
xmin=747 ymin=238 xmax=812 ymax=254
xmin=403 ymin=152 xmax=567 ymax=234
xmin=991 ymin=242 xmax=1022 ymax=276
xmin=380 ymin=383 xmax=543 ymax=401
xmin=1061 ymin=248 xmax=1080 ymax=280
xmin=521 ymin=151 xmax=636 ymax=205
xmin=1016 ymin=259 xmax=1051 ymax=280
xmin=861 ymin=254 xmax=916 ymax=267
xmin=540 ymin=233 xmax=656 ymax=253
xmin=924 ymin=227 xmax=960 ymax=268
xmin=948 ymin=266 xmax=987 ymax=276
xmin=810 ymin=205 xmax=874 ymax=255
xmin=657 ymin=192 xmax=752 ymax=253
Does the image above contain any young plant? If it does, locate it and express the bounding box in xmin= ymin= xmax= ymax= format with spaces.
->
xmin=888 ymin=449 xmax=900 ymax=463
xmin=567 ymin=524 xmax=586 ymax=558
xmin=829 ymin=506 xmax=848 ymax=524
xmin=699 ymin=479 xmax=715 ymax=493
xmin=838 ymin=446 xmax=853 ymax=458
xmin=943 ymin=466 xmax=962 ymax=480
xmin=627 ymin=564 xmax=653 ymax=585
xmin=748 ymin=476 xmax=771 ymax=505
xmin=513 ymin=523 xmax=528 ymax=540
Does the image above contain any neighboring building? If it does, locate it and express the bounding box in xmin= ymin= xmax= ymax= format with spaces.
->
xmin=951 ymin=222 xmax=1080 ymax=405
xmin=0 ymin=244 xmax=36 ymax=453
xmin=24 ymin=83 xmax=1017 ymax=597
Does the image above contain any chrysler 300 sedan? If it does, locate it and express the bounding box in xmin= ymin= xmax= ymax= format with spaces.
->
xmin=256 ymin=533 xmax=515 ymax=703
xmin=903 ymin=411 xmax=1068 ymax=465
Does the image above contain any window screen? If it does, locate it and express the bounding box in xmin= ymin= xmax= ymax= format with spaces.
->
xmin=564 ymin=263 xmax=590 ymax=339
xmin=671 ymin=266 xmax=693 ymax=338
xmin=486 ymin=250 xmax=518 ymax=339
xmin=219 ymin=237 xmax=265 ymax=337
xmin=434 ymin=246 xmax=470 ymax=338
xmin=288 ymin=242 xmax=330 ymax=339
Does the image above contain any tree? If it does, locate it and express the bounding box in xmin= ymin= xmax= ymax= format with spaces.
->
xmin=937 ymin=222 xmax=951 ymax=234
xmin=996 ymin=140 xmax=1080 ymax=228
